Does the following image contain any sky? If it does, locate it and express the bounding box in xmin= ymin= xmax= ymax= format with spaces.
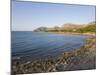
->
xmin=12 ymin=0 xmax=96 ymax=31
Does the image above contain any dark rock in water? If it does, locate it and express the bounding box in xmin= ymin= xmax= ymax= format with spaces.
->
xmin=56 ymin=64 xmax=64 ymax=71
xmin=12 ymin=57 xmax=20 ymax=60
xmin=56 ymin=64 xmax=68 ymax=71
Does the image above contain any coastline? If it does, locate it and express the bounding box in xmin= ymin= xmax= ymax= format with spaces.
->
xmin=47 ymin=32 xmax=96 ymax=36
xmin=12 ymin=34 xmax=96 ymax=74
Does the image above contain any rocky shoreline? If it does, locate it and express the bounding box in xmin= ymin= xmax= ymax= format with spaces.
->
xmin=12 ymin=36 xmax=96 ymax=74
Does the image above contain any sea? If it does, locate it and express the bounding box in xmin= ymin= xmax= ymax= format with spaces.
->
xmin=12 ymin=31 xmax=89 ymax=62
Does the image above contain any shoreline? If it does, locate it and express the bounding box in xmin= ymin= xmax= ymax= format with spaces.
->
xmin=12 ymin=35 xmax=96 ymax=74
xmin=47 ymin=32 xmax=96 ymax=36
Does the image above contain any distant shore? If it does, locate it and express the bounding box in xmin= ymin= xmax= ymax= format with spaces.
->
xmin=47 ymin=32 xmax=96 ymax=36
xmin=12 ymin=35 xmax=96 ymax=74
xmin=33 ymin=31 xmax=96 ymax=36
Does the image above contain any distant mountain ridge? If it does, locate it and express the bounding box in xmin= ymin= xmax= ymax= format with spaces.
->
xmin=33 ymin=21 xmax=96 ymax=33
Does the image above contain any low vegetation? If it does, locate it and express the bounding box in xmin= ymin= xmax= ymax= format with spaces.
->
xmin=33 ymin=21 xmax=96 ymax=33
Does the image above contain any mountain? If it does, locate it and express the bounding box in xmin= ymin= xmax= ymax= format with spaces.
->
xmin=34 ymin=27 xmax=47 ymax=32
xmin=33 ymin=21 xmax=96 ymax=33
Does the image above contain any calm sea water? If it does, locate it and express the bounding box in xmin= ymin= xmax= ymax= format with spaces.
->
xmin=12 ymin=31 xmax=89 ymax=61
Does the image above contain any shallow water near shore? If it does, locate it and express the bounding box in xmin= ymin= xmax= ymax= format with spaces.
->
xmin=12 ymin=31 xmax=89 ymax=62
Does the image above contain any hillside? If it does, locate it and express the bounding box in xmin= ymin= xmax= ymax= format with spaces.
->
xmin=33 ymin=21 xmax=96 ymax=33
